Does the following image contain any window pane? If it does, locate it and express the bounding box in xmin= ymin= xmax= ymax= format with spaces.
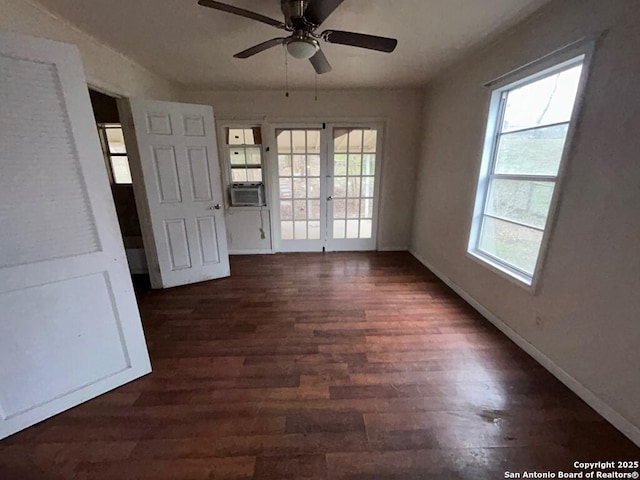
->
xmin=486 ymin=179 xmax=554 ymax=229
xmin=478 ymin=216 xmax=543 ymax=274
xmin=232 ymin=168 xmax=248 ymax=182
xmin=105 ymin=128 xmax=126 ymax=154
xmin=346 ymin=220 xmax=359 ymax=238
xmin=279 ymin=178 xmax=292 ymax=199
xmin=334 ymin=155 xmax=347 ymax=175
xmin=307 ymin=131 xmax=321 ymax=153
xmin=245 ymin=147 xmax=261 ymax=166
xmin=348 ymin=155 xmax=362 ymax=176
xmin=293 ymin=178 xmax=307 ymax=198
xmin=360 ymin=220 xmax=373 ymax=239
xmin=307 ymin=155 xmax=320 ymax=176
xmin=347 ymin=177 xmax=361 ymax=198
xmin=228 ymin=128 xmax=244 ymax=145
xmin=110 ymin=156 xmax=132 ymax=184
xmin=292 ymin=130 xmax=306 ymax=153
xmin=294 ymin=200 xmax=307 ymax=220
xmin=333 ymin=199 xmax=346 ymax=219
xmin=308 ymin=178 xmax=320 ymax=199
xmin=308 ymin=221 xmax=320 ymax=240
xmin=363 ymin=130 xmax=377 ymax=152
xmin=293 ymin=155 xmax=306 ymax=176
xmin=243 ymin=128 xmax=255 ymax=145
xmin=294 ymin=221 xmax=307 ymax=240
xmin=360 ymin=198 xmax=373 ymax=219
xmin=334 ymin=177 xmax=347 ymax=198
xmin=246 ymin=168 xmax=262 ymax=182
xmin=279 ymin=155 xmax=292 ymax=176
xmin=334 ymin=129 xmax=349 ymax=153
xmin=308 ymin=200 xmax=321 ymax=220
xmin=230 ymin=148 xmax=246 ymax=166
xmin=280 ymin=200 xmax=293 ymax=220
xmin=277 ymin=130 xmax=291 ymax=153
xmin=501 ymin=64 xmax=583 ymax=133
xmin=362 ymin=154 xmax=376 ymax=175
xmin=333 ymin=220 xmax=346 ymax=239
xmin=281 ymin=221 xmax=294 ymax=240
xmin=347 ymin=199 xmax=360 ymax=218
xmin=362 ymin=177 xmax=375 ymax=197
xmin=348 ymin=130 xmax=363 ymax=152
xmin=494 ymin=124 xmax=569 ymax=176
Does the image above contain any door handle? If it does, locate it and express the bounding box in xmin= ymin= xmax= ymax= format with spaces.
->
xmin=327 ymin=196 xmax=333 ymax=201
xmin=207 ymin=204 xmax=221 ymax=210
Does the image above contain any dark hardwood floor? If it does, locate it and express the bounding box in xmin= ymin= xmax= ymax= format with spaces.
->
xmin=1 ymin=252 xmax=638 ymax=479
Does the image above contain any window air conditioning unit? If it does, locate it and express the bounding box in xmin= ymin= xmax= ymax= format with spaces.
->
xmin=230 ymin=183 xmax=265 ymax=207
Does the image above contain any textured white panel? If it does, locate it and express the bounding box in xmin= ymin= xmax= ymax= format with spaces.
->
xmin=152 ymin=146 xmax=182 ymax=203
xmin=196 ymin=216 xmax=220 ymax=265
xmin=146 ymin=113 xmax=172 ymax=135
xmin=0 ymin=273 xmax=129 ymax=418
xmin=0 ymin=54 xmax=100 ymax=268
xmin=183 ymin=115 xmax=205 ymax=136
xmin=187 ymin=147 xmax=213 ymax=201
xmin=164 ymin=219 xmax=191 ymax=270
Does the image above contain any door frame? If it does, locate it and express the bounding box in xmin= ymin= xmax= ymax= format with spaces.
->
xmin=268 ymin=118 xmax=386 ymax=253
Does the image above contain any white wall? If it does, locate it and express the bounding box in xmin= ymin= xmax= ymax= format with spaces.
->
xmin=412 ymin=0 xmax=640 ymax=442
xmin=0 ymin=0 xmax=179 ymax=100
xmin=180 ymin=89 xmax=424 ymax=253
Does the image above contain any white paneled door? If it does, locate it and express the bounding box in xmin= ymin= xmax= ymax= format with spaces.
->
xmin=274 ymin=125 xmax=382 ymax=252
xmin=120 ymin=99 xmax=230 ymax=289
xmin=0 ymin=30 xmax=151 ymax=440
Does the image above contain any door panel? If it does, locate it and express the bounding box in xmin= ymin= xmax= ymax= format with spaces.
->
xmin=0 ymin=30 xmax=151 ymax=440
xmin=120 ymin=100 xmax=230 ymax=288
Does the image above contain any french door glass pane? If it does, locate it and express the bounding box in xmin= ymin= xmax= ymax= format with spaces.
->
xmin=486 ymin=178 xmax=555 ymax=229
xmin=501 ymin=64 xmax=583 ymax=133
xmin=478 ymin=216 xmax=543 ymax=274
xmin=277 ymin=129 xmax=322 ymax=241
xmin=494 ymin=124 xmax=569 ymax=176
xmin=331 ymin=128 xmax=377 ymax=240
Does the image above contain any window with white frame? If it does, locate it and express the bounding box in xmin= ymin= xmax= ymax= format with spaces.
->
xmin=225 ymin=127 xmax=263 ymax=183
xmin=98 ymin=123 xmax=132 ymax=184
xmin=468 ymin=54 xmax=586 ymax=284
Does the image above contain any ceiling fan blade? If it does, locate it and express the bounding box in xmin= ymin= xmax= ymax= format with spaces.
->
xmin=234 ymin=38 xmax=286 ymax=58
xmin=304 ymin=0 xmax=345 ymax=26
xmin=198 ymin=0 xmax=286 ymax=29
xmin=323 ymin=30 xmax=398 ymax=53
xmin=309 ymin=48 xmax=332 ymax=74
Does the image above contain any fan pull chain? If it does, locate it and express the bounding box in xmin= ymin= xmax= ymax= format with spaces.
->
xmin=284 ymin=47 xmax=289 ymax=98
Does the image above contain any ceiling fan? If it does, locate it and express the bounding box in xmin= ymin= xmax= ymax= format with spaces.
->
xmin=197 ymin=0 xmax=398 ymax=74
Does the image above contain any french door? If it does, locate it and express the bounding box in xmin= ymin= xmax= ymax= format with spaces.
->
xmin=273 ymin=124 xmax=382 ymax=252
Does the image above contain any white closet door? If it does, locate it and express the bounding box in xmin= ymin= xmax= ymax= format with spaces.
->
xmin=0 ymin=30 xmax=151 ymax=440
xmin=120 ymin=99 xmax=230 ymax=289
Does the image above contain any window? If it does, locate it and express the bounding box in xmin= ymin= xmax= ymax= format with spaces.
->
xmin=98 ymin=123 xmax=132 ymax=184
xmin=225 ymin=127 xmax=263 ymax=183
xmin=468 ymin=54 xmax=587 ymax=285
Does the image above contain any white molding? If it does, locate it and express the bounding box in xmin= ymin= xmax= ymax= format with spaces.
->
xmin=409 ymin=249 xmax=640 ymax=448
xmin=378 ymin=245 xmax=409 ymax=252
xmin=229 ymin=249 xmax=274 ymax=255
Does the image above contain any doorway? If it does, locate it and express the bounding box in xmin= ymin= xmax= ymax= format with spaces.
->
xmin=273 ymin=124 xmax=382 ymax=252
xmin=88 ymin=89 xmax=148 ymax=282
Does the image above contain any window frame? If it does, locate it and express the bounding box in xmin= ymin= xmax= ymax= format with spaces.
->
xmin=467 ymin=41 xmax=595 ymax=291
xmin=97 ymin=123 xmax=132 ymax=185
xmin=219 ymin=123 xmax=267 ymax=208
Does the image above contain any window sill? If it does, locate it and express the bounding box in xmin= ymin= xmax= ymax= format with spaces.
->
xmin=466 ymin=250 xmax=537 ymax=294
xmin=226 ymin=206 xmax=269 ymax=212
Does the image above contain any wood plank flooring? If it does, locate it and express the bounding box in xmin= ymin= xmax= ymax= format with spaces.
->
xmin=1 ymin=252 xmax=638 ymax=479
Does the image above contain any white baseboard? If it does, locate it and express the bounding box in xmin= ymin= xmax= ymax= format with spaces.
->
xmin=229 ymin=249 xmax=274 ymax=255
xmin=378 ymin=245 xmax=409 ymax=252
xmin=409 ymin=248 xmax=640 ymax=447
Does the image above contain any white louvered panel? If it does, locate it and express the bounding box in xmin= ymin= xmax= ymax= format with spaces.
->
xmin=0 ymin=53 xmax=99 ymax=269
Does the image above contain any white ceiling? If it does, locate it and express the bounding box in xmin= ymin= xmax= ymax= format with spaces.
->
xmin=34 ymin=0 xmax=550 ymax=90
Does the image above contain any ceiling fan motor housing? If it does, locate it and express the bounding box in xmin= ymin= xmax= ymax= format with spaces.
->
xmin=281 ymin=0 xmax=312 ymax=29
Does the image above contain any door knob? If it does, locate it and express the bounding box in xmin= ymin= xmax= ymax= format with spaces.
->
xmin=207 ymin=204 xmax=221 ymax=210
xmin=327 ymin=196 xmax=333 ymax=201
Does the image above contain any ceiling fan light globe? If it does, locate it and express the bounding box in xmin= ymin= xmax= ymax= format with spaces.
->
xmin=286 ymin=39 xmax=319 ymax=59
